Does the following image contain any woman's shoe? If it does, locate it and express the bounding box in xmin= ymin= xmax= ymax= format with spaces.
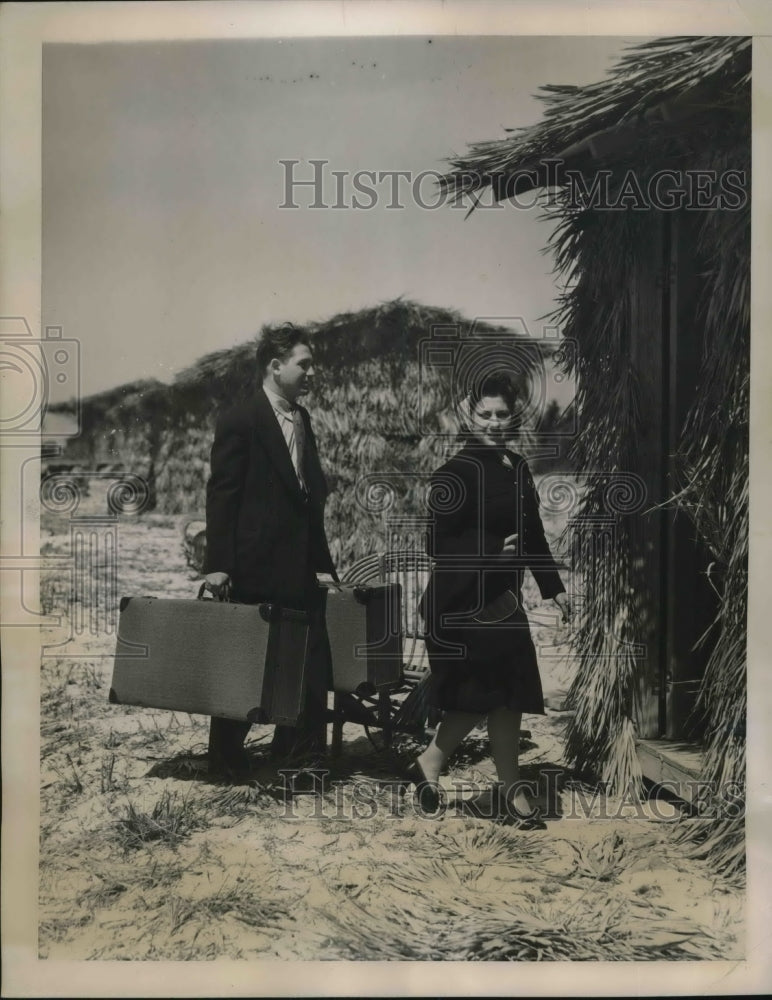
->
xmin=407 ymin=759 xmax=443 ymax=815
xmin=498 ymin=804 xmax=547 ymax=830
xmin=497 ymin=810 xmax=547 ymax=831
xmin=494 ymin=787 xmax=547 ymax=829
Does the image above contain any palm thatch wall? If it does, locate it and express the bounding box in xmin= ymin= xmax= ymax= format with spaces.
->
xmin=46 ymin=379 xmax=168 ymax=504
xmin=52 ymin=300 xmax=555 ymax=570
xmin=440 ymin=36 xmax=750 ymax=880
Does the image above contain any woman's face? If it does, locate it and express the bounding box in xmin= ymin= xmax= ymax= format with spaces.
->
xmin=470 ymin=394 xmax=513 ymax=447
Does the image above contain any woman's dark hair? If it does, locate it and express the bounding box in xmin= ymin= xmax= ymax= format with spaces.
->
xmin=454 ymin=372 xmax=523 ymax=446
xmin=256 ymin=323 xmax=309 ymax=375
xmin=468 ymin=372 xmax=518 ymax=413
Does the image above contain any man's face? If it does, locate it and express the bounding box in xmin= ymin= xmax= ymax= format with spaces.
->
xmin=270 ymin=343 xmax=315 ymax=402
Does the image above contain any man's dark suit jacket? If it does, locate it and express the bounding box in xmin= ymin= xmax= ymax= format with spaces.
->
xmin=203 ymin=387 xmax=336 ymax=607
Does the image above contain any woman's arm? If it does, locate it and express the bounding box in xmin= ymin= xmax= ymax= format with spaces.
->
xmin=521 ymin=463 xmax=566 ymax=601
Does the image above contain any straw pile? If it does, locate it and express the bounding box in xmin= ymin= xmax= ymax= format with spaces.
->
xmin=153 ymin=415 xmax=215 ymax=516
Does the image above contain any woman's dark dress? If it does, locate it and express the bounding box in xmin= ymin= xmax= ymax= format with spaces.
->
xmin=420 ymin=443 xmax=565 ymax=715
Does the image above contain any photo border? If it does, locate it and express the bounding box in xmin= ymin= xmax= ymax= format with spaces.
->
xmin=2 ymin=2 xmax=771 ymax=995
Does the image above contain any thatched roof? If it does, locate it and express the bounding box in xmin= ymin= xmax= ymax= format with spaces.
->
xmin=439 ymin=36 xmax=750 ymax=205
xmin=53 ymin=378 xmax=168 ymax=423
xmin=172 ymin=298 xmax=555 ymax=403
xmin=61 ymin=297 xmax=571 ymax=567
xmin=68 ymin=300 xmax=565 ymax=455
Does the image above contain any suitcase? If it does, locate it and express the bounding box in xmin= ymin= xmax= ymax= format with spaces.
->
xmin=109 ymin=590 xmax=310 ymax=725
xmin=321 ymin=582 xmax=403 ymax=695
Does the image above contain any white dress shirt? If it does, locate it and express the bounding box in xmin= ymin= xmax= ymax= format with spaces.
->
xmin=263 ymin=384 xmax=307 ymax=491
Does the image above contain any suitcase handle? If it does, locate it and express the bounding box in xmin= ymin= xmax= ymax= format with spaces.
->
xmin=258 ymin=603 xmax=309 ymax=624
xmin=197 ymin=581 xmax=231 ymax=602
xmin=316 ymin=582 xmax=373 ymax=603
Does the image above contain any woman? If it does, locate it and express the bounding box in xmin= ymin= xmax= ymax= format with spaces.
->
xmin=414 ymin=373 xmax=571 ymax=827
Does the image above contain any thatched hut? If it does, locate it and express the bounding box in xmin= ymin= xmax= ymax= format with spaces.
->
xmin=439 ymin=36 xmax=750 ymax=879
xmin=54 ymin=300 xmax=559 ymax=569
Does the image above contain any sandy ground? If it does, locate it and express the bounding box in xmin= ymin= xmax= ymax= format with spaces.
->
xmin=38 ymin=483 xmax=744 ymax=961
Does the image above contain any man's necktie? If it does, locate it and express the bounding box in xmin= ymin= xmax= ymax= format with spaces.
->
xmin=290 ymin=407 xmax=308 ymax=493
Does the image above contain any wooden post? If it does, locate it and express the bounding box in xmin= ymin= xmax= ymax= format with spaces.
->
xmin=331 ymin=693 xmax=344 ymax=755
xmin=629 ymin=211 xmax=666 ymax=739
xmin=663 ymin=210 xmax=718 ymax=739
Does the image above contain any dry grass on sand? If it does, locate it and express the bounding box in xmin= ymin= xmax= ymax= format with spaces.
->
xmin=38 ymin=493 xmax=744 ymax=961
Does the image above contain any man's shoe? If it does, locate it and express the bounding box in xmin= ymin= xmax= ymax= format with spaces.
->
xmin=208 ymin=749 xmax=251 ymax=781
xmin=270 ymin=723 xmax=327 ymax=761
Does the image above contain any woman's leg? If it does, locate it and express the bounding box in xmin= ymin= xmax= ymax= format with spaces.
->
xmin=487 ymin=706 xmax=534 ymax=814
xmin=416 ymin=710 xmax=482 ymax=783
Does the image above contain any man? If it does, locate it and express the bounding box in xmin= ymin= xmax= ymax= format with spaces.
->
xmin=202 ymin=323 xmax=337 ymax=776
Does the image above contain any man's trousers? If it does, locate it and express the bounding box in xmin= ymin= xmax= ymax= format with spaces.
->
xmin=207 ymin=576 xmax=331 ymax=768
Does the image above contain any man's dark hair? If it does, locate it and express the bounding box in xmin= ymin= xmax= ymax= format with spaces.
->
xmin=468 ymin=372 xmax=519 ymax=413
xmin=256 ymin=323 xmax=310 ymax=375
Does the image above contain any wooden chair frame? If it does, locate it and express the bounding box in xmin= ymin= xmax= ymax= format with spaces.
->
xmin=328 ymin=549 xmax=439 ymax=754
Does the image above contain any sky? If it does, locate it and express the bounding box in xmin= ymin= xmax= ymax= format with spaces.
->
xmin=42 ymin=35 xmax=638 ymax=404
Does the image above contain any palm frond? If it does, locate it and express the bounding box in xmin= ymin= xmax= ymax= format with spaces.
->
xmin=440 ymin=37 xmax=750 ymax=202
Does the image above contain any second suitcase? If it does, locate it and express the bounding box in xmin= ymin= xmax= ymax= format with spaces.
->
xmin=322 ymin=582 xmax=403 ymax=694
xmin=110 ymin=595 xmax=309 ymax=725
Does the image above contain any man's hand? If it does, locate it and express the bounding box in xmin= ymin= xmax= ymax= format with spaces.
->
xmin=496 ymin=533 xmax=519 ymax=559
xmin=204 ymin=572 xmax=231 ymax=599
xmin=501 ymin=532 xmax=518 ymax=552
xmin=554 ymin=592 xmax=572 ymax=623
